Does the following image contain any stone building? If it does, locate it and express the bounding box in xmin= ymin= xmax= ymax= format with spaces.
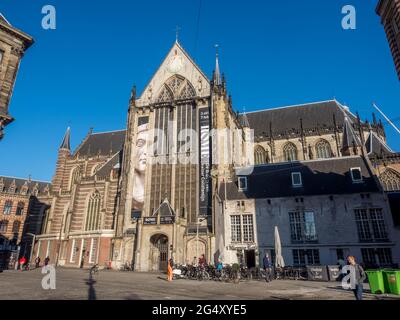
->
xmin=0 ymin=13 xmax=33 ymax=140
xmin=0 ymin=176 xmax=50 ymax=269
xmin=218 ymin=156 xmax=399 ymax=268
xmin=377 ymin=0 xmax=400 ymax=80
xmin=32 ymin=40 xmax=400 ymax=271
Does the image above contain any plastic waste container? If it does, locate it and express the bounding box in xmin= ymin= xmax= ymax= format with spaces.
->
xmin=366 ymin=270 xmax=385 ymax=294
xmin=383 ymin=270 xmax=400 ymax=295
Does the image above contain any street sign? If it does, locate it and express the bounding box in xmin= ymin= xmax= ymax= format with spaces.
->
xmin=143 ymin=217 xmax=157 ymax=225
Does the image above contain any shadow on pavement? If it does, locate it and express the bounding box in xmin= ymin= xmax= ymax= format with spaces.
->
xmin=86 ymin=273 xmax=97 ymax=300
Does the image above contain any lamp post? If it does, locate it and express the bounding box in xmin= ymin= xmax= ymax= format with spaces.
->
xmin=196 ymin=217 xmax=207 ymax=265
xmin=25 ymin=233 xmax=36 ymax=264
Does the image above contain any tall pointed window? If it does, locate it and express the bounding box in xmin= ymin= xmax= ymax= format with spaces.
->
xmin=70 ymin=166 xmax=81 ymax=189
xmin=283 ymin=143 xmax=298 ymax=162
xmin=380 ymin=169 xmax=400 ymax=192
xmin=315 ymin=140 xmax=332 ymax=159
xmin=254 ymin=146 xmax=267 ymax=165
xmin=85 ymin=191 xmax=101 ymax=231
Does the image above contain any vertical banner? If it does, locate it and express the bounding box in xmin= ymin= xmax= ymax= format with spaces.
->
xmin=199 ymin=108 xmax=211 ymax=217
xmin=132 ymin=117 xmax=149 ymax=212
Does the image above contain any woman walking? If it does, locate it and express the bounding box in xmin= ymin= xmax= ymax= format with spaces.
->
xmin=167 ymin=258 xmax=174 ymax=282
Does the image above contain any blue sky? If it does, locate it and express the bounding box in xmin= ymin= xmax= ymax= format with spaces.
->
xmin=0 ymin=0 xmax=399 ymax=181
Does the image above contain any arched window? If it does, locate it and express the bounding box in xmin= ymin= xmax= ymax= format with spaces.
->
xmin=12 ymin=221 xmax=20 ymax=233
xmin=254 ymin=146 xmax=267 ymax=165
xmin=178 ymin=82 xmax=196 ymax=99
xmin=315 ymin=140 xmax=333 ymax=159
xmin=283 ymin=143 xmax=298 ymax=162
xmin=85 ymin=191 xmax=102 ymax=231
xmin=0 ymin=220 xmax=9 ymax=232
xmin=16 ymin=202 xmax=25 ymax=216
xmin=157 ymin=86 xmax=174 ymax=103
xmin=3 ymin=200 xmax=12 ymax=215
xmin=380 ymin=169 xmax=400 ymax=192
xmin=70 ymin=166 xmax=81 ymax=189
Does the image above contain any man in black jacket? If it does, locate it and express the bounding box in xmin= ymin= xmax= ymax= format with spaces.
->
xmin=263 ymin=253 xmax=273 ymax=283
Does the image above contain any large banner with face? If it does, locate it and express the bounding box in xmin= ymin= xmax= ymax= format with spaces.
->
xmin=199 ymin=108 xmax=211 ymax=217
xmin=132 ymin=117 xmax=149 ymax=212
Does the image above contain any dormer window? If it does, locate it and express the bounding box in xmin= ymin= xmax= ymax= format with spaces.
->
xmin=238 ymin=177 xmax=248 ymax=191
xmin=351 ymin=167 xmax=363 ymax=183
xmin=292 ymin=172 xmax=303 ymax=187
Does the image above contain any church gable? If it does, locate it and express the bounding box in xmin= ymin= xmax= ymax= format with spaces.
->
xmin=137 ymin=41 xmax=210 ymax=106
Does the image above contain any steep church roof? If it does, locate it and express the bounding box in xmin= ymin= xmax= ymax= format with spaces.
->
xmin=342 ymin=115 xmax=362 ymax=151
xmin=60 ymin=127 xmax=71 ymax=150
xmin=73 ymin=130 xmax=126 ymax=157
xmin=240 ymin=100 xmax=357 ymax=137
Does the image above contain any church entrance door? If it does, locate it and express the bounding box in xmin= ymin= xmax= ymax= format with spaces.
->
xmin=150 ymin=234 xmax=169 ymax=272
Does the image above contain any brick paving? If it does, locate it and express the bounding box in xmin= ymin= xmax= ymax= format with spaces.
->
xmin=0 ymin=268 xmax=399 ymax=300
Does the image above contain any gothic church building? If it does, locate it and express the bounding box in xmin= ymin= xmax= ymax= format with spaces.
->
xmin=33 ymin=41 xmax=400 ymax=271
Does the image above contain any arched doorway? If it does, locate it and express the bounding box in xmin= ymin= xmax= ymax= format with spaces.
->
xmin=150 ymin=234 xmax=169 ymax=272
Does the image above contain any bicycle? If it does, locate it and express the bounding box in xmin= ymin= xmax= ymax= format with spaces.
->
xmin=89 ymin=264 xmax=99 ymax=276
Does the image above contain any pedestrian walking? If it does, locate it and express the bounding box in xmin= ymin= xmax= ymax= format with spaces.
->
xmin=18 ymin=256 xmax=27 ymax=271
xmin=347 ymin=256 xmax=366 ymax=301
xmin=35 ymin=257 xmax=41 ymax=269
xmin=44 ymin=256 xmax=50 ymax=266
xmin=263 ymin=253 xmax=273 ymax=283
xmin=167 ymin=259 xmax=174 ymax=282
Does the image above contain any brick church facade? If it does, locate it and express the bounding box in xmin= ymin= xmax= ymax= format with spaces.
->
xmin=32 ymin=41 xmax=400 ymax=271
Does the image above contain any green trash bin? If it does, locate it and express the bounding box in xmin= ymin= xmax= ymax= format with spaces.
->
xmin=383 ymin=270 xmax=400 ymax=295
xmin=366 ymin=270 xmax=385 ymax=294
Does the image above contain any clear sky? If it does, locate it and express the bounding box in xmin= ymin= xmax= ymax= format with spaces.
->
xmin=0 ymin=0 xmax=399 ymax=182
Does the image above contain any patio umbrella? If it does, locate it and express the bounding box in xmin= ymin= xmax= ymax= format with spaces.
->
xmin=274 ymin=226 xmax=285 ymax=268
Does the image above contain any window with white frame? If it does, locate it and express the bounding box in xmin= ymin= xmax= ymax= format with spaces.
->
xmin=350 ymin=168 xmax=363 ymax=183
xmin=355 ymin=208 xmax=388 ymax=242
xmin=89 ymin=238 xmax=98 ymax=264
xmin=238 ymin=177 xmax=248 ymax=191
xmin=230 ymin=214 xmax=254 ymax=243
xmin=70 ymin=239 xmax=77 ymax=263
xmin=289 ymin=211 xmax=317 ymax=242
xmin=291 ymin=172 xmax=302 ymax=187
xmin=230 ymin=215 xmax=241 ymax=243
xmin=242 ymin=215 xmax=254 ymax=242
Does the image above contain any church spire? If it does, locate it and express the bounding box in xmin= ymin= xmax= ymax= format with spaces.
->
xmin=214 ymin=44 xmax=221 ymax=86
xmin=341 ymin=116 xmax=362 ymax=156
xmin=60 ymin=127 xmax=71 ymax=150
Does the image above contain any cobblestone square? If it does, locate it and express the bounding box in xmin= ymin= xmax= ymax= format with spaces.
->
xmin=0 ymin=268 xmax=399 ymax=300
